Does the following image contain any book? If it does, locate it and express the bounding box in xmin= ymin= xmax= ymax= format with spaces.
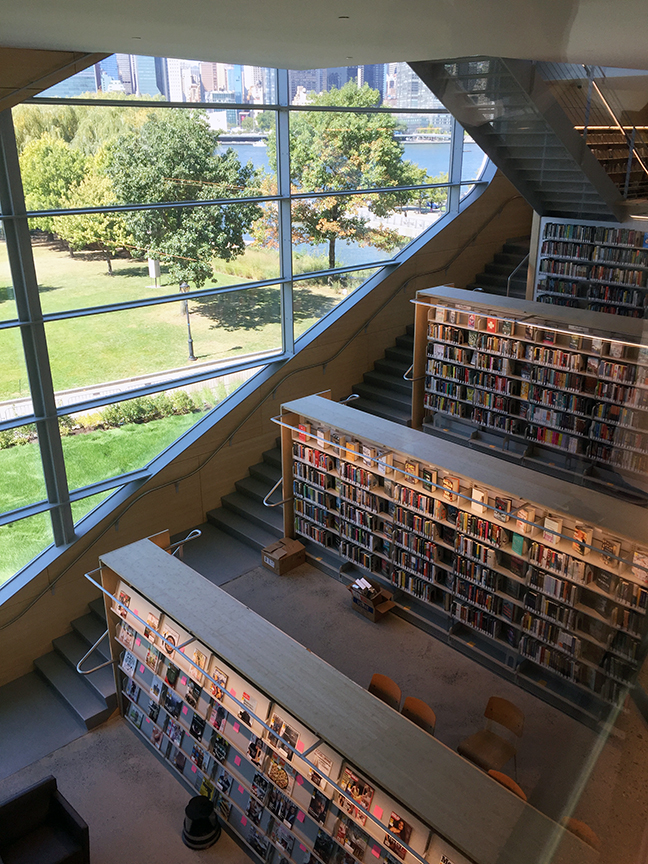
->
xmin=346 ymin=441 xmax=359 ymax=462
xmin=251 ymin=771 xmax=270 ymax=802
xmin=376 ymin=450 xmax=394 ymax=476
xmin=308 ymin=789 xmax=329 ymax=825
xmin=420 ymin=466 xmax=437 ymax=492
xmin=467 ymin=313 xmax=476 ymax=329
xmin=493 ymin=496 xmax=512 ymax=523
xmin=600 ymin=537 xmax=621 ymax=569
xmin=145 ymin=646 xmax=161 ymax=674
xmin=362 ymin=444 xmax=376 ymax=467
xmin=164 ymin=690 xmax=183 ymax=719
xmin=165 ymin=663 xmax=180 ymax=689
xmin=208 ymin=659 xmax=228 ymax=701
xmin=524 ymin=325 xmax=536 ymax=341
xmin=486 ymin=317 xmax=498 ymax=334
xmin=384 ymin=812 xmax=413 ymax=860
xmin=190 ymin=714 xmax=206 ymax=741
xmin=404 ymin=460 xmax=419 ymax=485
xmin=448 ymin=309 xmax=457 ymax=324
xmin=150 ymin=677 xmax=163 ymax=702
xmin=509 ymin=556 xmax=527 ymax=579
xmin=471 ymin=487 xmax=487 ymax=515
xmin=542 ymin=329 xmax=556 ymax=345
xmin=208 ymin=730 xmax=229 ymax=762
xmin=190 ymin=649 xmax=207 ymax=686
xmin=515 ymin=506 xmax=535 ymax=535
xmin=122 ymin=650 xmax=137 ymax=677
xmin=435 ymin=306 xmax=447 ymax=322
xmin=185 ymin=679 xmax=202 ymax=708
xmin=442 ymin=476 xmax=460 ymax=503
xmin=500 ymin=320 xmax=513 ymax=336
xmin=316 ymin=427 xmax=331 ymax=449
xmin=632 ymin=548 xmax=648 ymax=586
xmin=298 ymin=422 xmax=311 ymax=442
xmin=591 ymin=337 xmax=604 ymax=354
xmin=568 ymin=333 xmax=582 ymax=350
xmin=543 ymin=515 xmax=563 ymax=545
xmin=116 ymin=621 xmax=135 ymax=650
xmin=336 ymin=765 xmax=374 ymax=826
xmin=511 ymin=533 xmax=525 ymax=556
xmin=143 ymin=611 xmax=160 ymax=642
xmin=572 ymin=524 xmax=593 ymax=556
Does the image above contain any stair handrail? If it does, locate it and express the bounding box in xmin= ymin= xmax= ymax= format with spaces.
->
xmin=76 ymin=629 xmax=116 ymax=675
xmin=506 ymin=252 xmax=529 ymax=298
xmin=340 ymin=394 xmax=360 ymax=404
xmin=403 ymin=363 xmax=425 ymax=382
xmin=167 ymin=528 xmax=202 ymax=558
xmin=262 ymin=476 xmax=292 ymax=508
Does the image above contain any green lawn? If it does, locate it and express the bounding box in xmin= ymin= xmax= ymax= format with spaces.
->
xmin=0 ymin=409 xmax=209 ymax=585
xmin=0 ymin=239 xmax=344 ymax=401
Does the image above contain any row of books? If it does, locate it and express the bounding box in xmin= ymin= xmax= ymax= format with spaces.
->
xmin=521 ymin=614 xmax=580 ymax=655
xmin=525 ymin=424 xmax=583 ymax=454
xmin=543 ymin=223 xmax=648 ymax=248
xmin=539 ymin=259 xmax=591 ymax=279
xmin=590 ymin=441 xmax=648 ymax=475
xmin=519 ymin=636 xmax=581 ymax=681
xmin=451 ymin=602 xmax=500 ymax=639
xmin=391 ymin=570 xmax=436 ymax=603
xmin=293 ymin=441 xmax=334 ymax=471
xmin=541 ymin=240 xmax=597 ymax=259
xmin=427 ymin=361 xmax=518 ymax=395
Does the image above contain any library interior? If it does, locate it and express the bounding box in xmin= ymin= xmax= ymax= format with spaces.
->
xmin=2 ymin=7 xmax=648 ymax=864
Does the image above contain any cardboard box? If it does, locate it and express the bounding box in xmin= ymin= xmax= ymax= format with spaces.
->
xmin=262 ymin=538 xmax=306 ymax=575
xmin=348 ymin=579 xmax=396 ymax=623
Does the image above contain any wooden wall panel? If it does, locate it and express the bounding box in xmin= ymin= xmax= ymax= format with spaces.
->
xmin=0 ymin=172 xmax=532 ymax=686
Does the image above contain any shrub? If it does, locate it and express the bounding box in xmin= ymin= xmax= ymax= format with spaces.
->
xmin=171 ymin=390 xmax=195 ymax=414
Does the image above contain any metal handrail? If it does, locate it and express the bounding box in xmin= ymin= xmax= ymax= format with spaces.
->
xmin=167 ymin=528 xmax=202 ymax=558
xmin=506 ymin=253 xmax=529 ymax=297
xmin=340 ymin=394 xmax=360 ymax=404
xmin=76 ymin=629 xmax=116 ymax=675
xmin=403 ymin=363 xmax=425 ymax=382
xmin=262 ymin=476 xmax=292 ymax=508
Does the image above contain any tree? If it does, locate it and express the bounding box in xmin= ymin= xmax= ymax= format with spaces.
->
xmin=265 ymin=81 xmax=438 ymax=270
xmin=106 ymin=110 xmax=261 ymax=287
xmin=53 ymin=151 xmax=131 ymax=274
xmin=19 ymin=134 xmax=87 ymax=231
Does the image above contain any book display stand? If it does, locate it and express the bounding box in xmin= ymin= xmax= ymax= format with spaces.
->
xmin=94 ymin=538 xmax=593 ymax=864
xmin=411 ymin=287 xmax=648 ymax=500
xmin=275 ymin=395 xmax=648 ymax=727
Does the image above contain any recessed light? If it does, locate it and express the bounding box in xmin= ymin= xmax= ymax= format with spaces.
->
xmin=132 ymin=36 xmax=142 ymax=40
xmin=339 ymin=15 xmax=349 ymax=18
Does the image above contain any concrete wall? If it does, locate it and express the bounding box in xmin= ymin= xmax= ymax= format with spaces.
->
xmin=0 ymin=171 xmax=532 ymax=686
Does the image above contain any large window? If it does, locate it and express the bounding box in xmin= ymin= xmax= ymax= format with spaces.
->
xmin=0 ymin=58 xmax=488 ymax=586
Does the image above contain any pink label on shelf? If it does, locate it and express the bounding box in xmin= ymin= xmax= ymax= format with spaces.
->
xmin=296 ymin=775 xmax=303 ymax=786
xmin=238 ymin=784 xmax=244 ymax=794
xmin=182 ymin=706 xmax=188 ymax=715
xmin=133 ymin=609 xmax=139 ymax=616
xmin=180 ymin=647 xmax=185 ymax=653
xmin=191 ymin=765 xmax=197 ymax=773
xmin=297 ymin=812 xmax=305 ymax=823
xmin=230 ymin=688 xmax=237 ymax=697
xmin=233 ymin=722 xmax=240 ymax=733
xmin=372 ymin=847 xmax=380 ymax=858
xmin=181 ymin=676 xmax=187 ymax=686
xmin=373 ymin=806 xmax=383 ymax=819
xmin=241 ymin=817 xmax=247 ymax=827
xmin=139 ymin=664 xmax=145 ymax=674
xmin=299 ymin=845 xmax=307 ymax=853
xmin=296 ymin=741 xmax=304 ymax=753
xmin=234 ymin=755 xmax=241 ymax=766
xmin=145 ymin=718 xmax=151 ymax=724
xmin=135 ymin=638 xmax=141 ymax=647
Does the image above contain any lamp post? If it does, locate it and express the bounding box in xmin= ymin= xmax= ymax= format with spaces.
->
xmin=180 ymin=281 xmax=196 ymax=361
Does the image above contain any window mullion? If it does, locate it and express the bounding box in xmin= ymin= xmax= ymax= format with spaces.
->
xmin=276 ymin=69 xmax=294 ymax=356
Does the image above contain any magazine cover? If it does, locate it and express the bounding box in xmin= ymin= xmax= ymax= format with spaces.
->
xmin=336 ymin=765 xmax=374 ymax=826
xmin=246 ymin=797 xmax=264 ymax=826
xmin=190 ymin=649 xmax=207 ymax=686
xmin=151 ymin=726 xmax=165 ymax=750
xmin=247 ymin=735 xmax=265 ymax=765
xmin=208 ymin=730 xmax=229 ymax=763
xmin=190 ymin=714 xmax=206 ymax=742
xmin=185 ymin=680 xmax=202 ymax=709
xmin=216 ymin=769 xmax=232 ymax=795
xmin=145 ymin=646 xmax=161 ymax=674
xmin=209 ymin=703 xmax=228 ymax=732
xmin=148 ymin=699 xmax=160 ymax=723
xmin=143 ymin=611 xmax=160 ymax=643
xmin=267 ymin=712 xmax=300 ymax=761
xmin=265 ymin=752 xmax=296 ymax=795
xmin=126 ymin=704 xmax=143 ymax=729
xmin=166 ymin=719 xmax=184 ymax=747
xmin=161 ymin=625 xmax=179 ymax=657
xmin=163 ymin=690 xmax=183 ymax=719
xmin=123 ymin=677 xmax=140 ymax=703
xmin=117 ymin=589 xmax=131 ymax=619
xmin=270 ymin=822 xmax=295 ymax=856
xmin=308 ymin=789 xmax=329 ymax=825
xmin=150 ymin=677 xmax=163 ymax=702
xmin=384 ymin=812 xmax=413 ymax=860
xmin=314 ymin=829 xmax=335 ymax=864
xmin=122 ymin=650 xmax=137 ymax=678
xmin=251 ymin=771 xmax=270 ymax=802
xmin=335 ymin=817 xmax=368 ymax=861
xmin=116 ymin=621 xmax=135 ymax=650
xmin=308 ymin=748 xmax=333 ymax=792
xmin=208 ymin=660 xmax=228 ymax=701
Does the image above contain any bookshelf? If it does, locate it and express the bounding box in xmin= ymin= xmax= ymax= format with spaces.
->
xmin=411 ymin=286 xmax=648 ymax=499
xmin=96 ymin=538 xmax=595 ymax=864
xmin=533 ymin=216 xmax=648 ymax=317
xmin=276 ymin=395 xmax=648 ymax=726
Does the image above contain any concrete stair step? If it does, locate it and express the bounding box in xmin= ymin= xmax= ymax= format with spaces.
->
xmin=362 ymin=370 xmax=412 ymax=396
xmin=222 ymin=491 xmax=284 ymax=536
xmin=52 ymin=631 xmax=117 ymax=708
xmin=384 ymin=345 xmax=413 ymax=365
xmin=235 ymin=474 xmax=282 ymax=505
xmin=395 ymin=333 xmax=414 ymax=351
xmin=34 ymin=652 xmax=112 ymax=730
xmin=71 ymin=612 xmax=111 ymax=662
xmin=351 ymin=382 xmax=412 ymax=412
xmin=405 ymin=323 xmax=414 ymax=336
xmin=248 ymin=460 xmax=281 ymax=486
xmin=206 ymin=506 xmax=279 ymax=551
xmin=262 ymin=447 xmax=282 ymax=469
xmin=374 ymin=357 xmax=410 ymax=377
xmin=348 ymin=397 xmax=411 ymax=426
xmin=88 ymin=596 xmax=107 ymax=622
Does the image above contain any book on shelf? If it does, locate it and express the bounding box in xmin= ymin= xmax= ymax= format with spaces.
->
xmin=493 ymin=496 xmax=512 ymax=523
xmin=435 ymin=306 xmax=447 ymax=322
xmin=331 ymin=431 xmax=347 ymax=454
xmin=384 ymin=812 xmax=413 ymax=861
xmin=404 ymin=460 xmax=419 ymax=485
xmin=122 ymin=650 xmax=137 ymax=677
xmin=471 ymin=487 xmax=487 ymax=515
xmin=486 ymin=317 xmax=498 ymax=334
xmin=511 ymin=533 xmax=525 ymax=556
xmin=591 ymin=337 xmax=605 ymax=354
xmin=524 ymin=325 xmax=536 ymax=341
xmin=298 ymin=422 xmax=311 ymax=443
xmin=542 ymin=329 xmax=556 ymax=345
xmin=448 ymin=309 xmax=458 ymax=324
xmin=516 ymin=506 xmax=535 ymax=534
xmin=500 ymin=320 xmax=513 ymax=337
xmin=376 ymin=450 xmax=394 ymax=476
xmin=632 ymin=548 xmax=648 ymax=586
xmin=145 ymin=646 xmax=161 ymax=674
xmin=600 ymin=537 xmax=621 ymax=569
xmin=116 ymin=621 xmax=135 ymax=650
xmin=189 ymin=649 xmax=207 ymax=686
xmin=442 ymin=476 xmax=460 ymax=503
xmin=568 ymin=333 xmax=582 ymax=350
xmin=346 ymin=441 xmax=359 ymax=462
xmin=467 ymin=313 xmax=477 ymax=329
xmin=543 ymin=515 xmax=563 ymax=545
xmin=362 ymin=444 xmax=376 ymax=467
xmin=317 ymin=427 xmax=331 ymax=449
xmin=150 ymin=677 xmax=163 ymax=702
xmin=572 ymin=524 xmax=593 ymax=556
xmin=609 ymin=342 xmax=625 ymax=360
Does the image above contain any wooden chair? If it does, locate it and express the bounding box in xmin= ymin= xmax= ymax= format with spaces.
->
xmin=565 ymin=818 xmax=601 ymax=852
xmin=487 ymin=769 xmax=527 ymax=802
xmin=401 ymin=696 xmax=436 ymax=736
xmin=368 ymin=674 xmax=401 ymax=711
xmin=457 ymin=696 xmax=524 ymax=779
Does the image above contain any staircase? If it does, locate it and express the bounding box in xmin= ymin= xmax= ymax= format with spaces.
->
xmin=410 ymin=58 xmax=625 ymax=221
xmin=466 ymin=236 xmax=530 ymax=298
xmin=34 ymin=597 xmax=116 ymax=730
xmin=206 ymin=325 xmax=415 ymax=575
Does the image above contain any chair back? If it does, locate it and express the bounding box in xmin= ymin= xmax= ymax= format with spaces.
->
xmin=368 ymin=673 xmax=401 ymax=711
xmin=484 ymin=696 xmax=524 ymax=737
xmin=487 ymin=770 xmax=527 ymax=801
xmin=565 ymin=818 xmax=601 ymax=851
xmin=401 ymin=697 xmax=436 ymax=736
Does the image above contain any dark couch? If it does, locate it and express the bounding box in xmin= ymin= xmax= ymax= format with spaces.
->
xmin=0 ymin=776 xmax=89 ymax=864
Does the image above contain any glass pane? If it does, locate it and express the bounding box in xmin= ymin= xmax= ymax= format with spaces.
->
xmin=292 ymin=191 xmax=447 ymax=273
xmin=15 ymin=104 xmax=265 ymax=211
xmin=0 ymin=329 xmax=33 ymax=419
xmin=283 ymin=110 xmax=448 ymax=194
xmin=71 ymin=490 xmax=113 ymax=524
xmin=62 ymin=372 xmax=255 ymax=492
xmin=31 ymin=204 xmax=280 ymax=313
xmin=0 ymin=234 xmax=18 ymax=321
xmin=45 ymin=287 xmax=281 ymax=398
xmin=35 ymin=55 xmax=277 ymax=106
xmin=0 ymin=512 xmax=53 ymax=587
xmin=293 ymin=268 xmax=381 ymax=340
xmin=462 ymin=131 xmax=488 ymax=183
xmin=0 ymin=423 xmax=46 ymax=512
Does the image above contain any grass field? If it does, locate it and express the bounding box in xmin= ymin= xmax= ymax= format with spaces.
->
xmin=0 ymin=238 xmax=347 ymax=401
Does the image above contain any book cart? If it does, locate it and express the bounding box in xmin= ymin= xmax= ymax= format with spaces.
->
xmin=94 ymin=538 xmax=593 ymax=864
xmin=533 ymin=216 xmax=648 ymax=318
xmin=410 ymin=286 xmax=648 ymax=498
xmin=275 ymin=395 xmax=648 ymax=728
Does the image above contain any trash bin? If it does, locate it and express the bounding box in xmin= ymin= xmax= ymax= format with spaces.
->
xmin=182 ymin=795 xmax=221 ymax=849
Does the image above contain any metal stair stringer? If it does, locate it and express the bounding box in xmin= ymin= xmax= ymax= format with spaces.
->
xmin=410 ymin=57 xmax=626 ymax=222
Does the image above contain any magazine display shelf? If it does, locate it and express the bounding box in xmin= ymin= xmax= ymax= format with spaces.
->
xmin=96 ymin=538 xmax=593 ymax=864
xmin=276 ymin=395 xmax=648 ymax=727
xmin=533 ymin=216 xmax=648 ymax=318
xmin=411 ymin=286 xmax=648 ymax=499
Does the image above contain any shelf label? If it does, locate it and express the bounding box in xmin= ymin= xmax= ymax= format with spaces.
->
xmin=139 ymin=664 xmax=145 ymax=674
xmin=191 ymin=765 xmax=197 ymax=773
xmin=373 ymin=806 xmax=383 ymax=819
xmin=296 ymin=741 xmax=304 ymax=753
xmin=133 ymin=609 xmax=139 ymax=616
xmin=145 ymin=717 xmax=151 ymax=724
xmin=233 ymin=722 xmax=240 ymax=733
xmin=372 ymin=846 xmax=381 ymax=858
xmin=234 ymin=755 xmax=242 ymax=766
xmin=230 ymin=688 xmax=237 ymax=697
xmin=135 ymin=638 xmax=141 ymax=647
xmin=297 ymin=812 xmax=305 ymax=823
xmin=238 ymin=783 xmax=244 ymax=793
xmin=181 ymin=676 xmax=187 ymax=686
xmin=241 ymin=816 xmax=247 ymax=826
xmin=296 ymin=774 xmax=303 ymax=786
xmin=300 ymin=845 xmax=307 ymax=853
xmin=182 ymin=706 xmax=188 ymax=715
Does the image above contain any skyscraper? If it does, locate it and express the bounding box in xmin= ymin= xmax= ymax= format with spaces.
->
xmin=362 ymin=64 xmax=386 ymax=100
xmin=134 ymin=55 xmax=161 ymax=97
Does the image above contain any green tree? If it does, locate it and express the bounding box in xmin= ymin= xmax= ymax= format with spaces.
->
xmin=53 ymin=151 xmax=131 ymax=274
xmin=19 ymin=134 xmax=88 ymax=231
xmin=265 ymin=81 xmax=435 ymax=270
xmin=13 ymin=103 xmax=80 ymax=152
xmin=106 ymin=110 xmax=261 ymax=287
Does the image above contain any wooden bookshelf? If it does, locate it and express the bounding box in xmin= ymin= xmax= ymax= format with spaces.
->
xmin=276 ymin=395 xmax=648 ymax=726
xmin=412 ymin=286 xmax=648 ymax=499
xmin=534 ymin=216 xmax=648 ymax=317
xmin=97 ymin=538 xmax=595 ymax=864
